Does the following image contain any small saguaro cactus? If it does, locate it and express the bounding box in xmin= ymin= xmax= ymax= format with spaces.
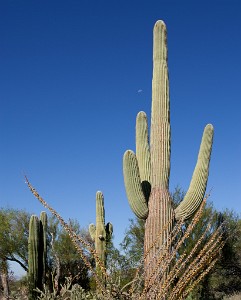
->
xmin=28 ymin=211 xmax=48 ymax=300
xmin=89 ymin=191 xmax=113 ymax=280
xmin=123 ymin=20 xmax=214 ymax=279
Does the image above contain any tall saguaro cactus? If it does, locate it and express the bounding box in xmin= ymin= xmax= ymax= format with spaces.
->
xmin=89 ymin=192 xmax=113 ymax=280
xmin=28 ymin=211 xmax=47 ymax=299
xmin=123 ymin=21 xmax=214 ymax=278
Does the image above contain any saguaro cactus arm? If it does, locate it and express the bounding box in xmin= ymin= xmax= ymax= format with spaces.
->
xmin=175 ymin=124 xmax=214 ymax=220
xmin=89 ymin=223 xmax=96 ymax=240
xmin=136 ymin=111 xmax=151 ymax=200
xmin=123 ymin=150 xmax=149 ymax=219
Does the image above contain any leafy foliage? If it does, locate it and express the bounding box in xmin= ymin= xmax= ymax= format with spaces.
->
xmin=0 ymin=208 xmax=30 ymax=271
xmin=120 ymin=218 xmax=145 ymax=268
xmin=49 ymin=218 xmax=93 ymax=291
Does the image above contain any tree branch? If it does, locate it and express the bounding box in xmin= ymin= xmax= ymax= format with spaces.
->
xmin=6 ymin=255 xmax=28 ymax=272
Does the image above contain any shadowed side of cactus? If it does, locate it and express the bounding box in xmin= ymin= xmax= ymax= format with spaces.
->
xmin=40 ymin=211 xmax=47 ymax=282
xmin=28 ymin=212 xmax=48 ymax=299
xmin=89 ymin=192 xmax=113 ymax=282
xmin=123 ymin=20 xmax=214 ymax=280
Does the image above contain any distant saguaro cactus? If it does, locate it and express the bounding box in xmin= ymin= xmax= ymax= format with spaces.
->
xmin=28 ymin=211 xmax=47 ymax=300
xmin=123 ymin=20 xmax=214 ymax=280
xmin=89 ymin=192 xmax=113 ymax=281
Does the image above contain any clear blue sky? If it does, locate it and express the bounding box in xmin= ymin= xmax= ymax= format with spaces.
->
xmin=0 ymin=0 xmax=240 ymax=263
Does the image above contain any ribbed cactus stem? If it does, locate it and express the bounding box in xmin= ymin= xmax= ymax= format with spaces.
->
xmin=28 ymin=215 xmax=41 ymax=300
xmin=136 ymin=112 xmax=151 ymax=184
xmin=144 ymin=21 xmax=173 ymax=269
xmin=151 ymin=20 xmax=170 ymax=189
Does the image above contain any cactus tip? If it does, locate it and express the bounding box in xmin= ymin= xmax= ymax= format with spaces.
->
xmin=137 ymin=111 xmax=148 ymax=121
xmin=124 ymin=150 xmax=135 ymax=157
xmin=155 ymin=20 xmax=166 ymax=28
xmin=205 ymin=123 xmax=214 ymax=130
xmin=96 ymin=191 xmax=103 ymax=196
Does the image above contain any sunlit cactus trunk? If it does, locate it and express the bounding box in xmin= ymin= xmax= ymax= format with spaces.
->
xmin=144 ymin=21 xmax=173 ymax=271
xmin=123 ymin=20 xmax=214 ymax=289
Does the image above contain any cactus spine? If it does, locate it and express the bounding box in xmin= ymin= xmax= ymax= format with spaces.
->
xmin=89 ymin=192 xmax=113 ymax=281
xmin=28 ymin=211 xmax=47 ymax=299
xmin=123 ymin=21 xmax=214 ymax=278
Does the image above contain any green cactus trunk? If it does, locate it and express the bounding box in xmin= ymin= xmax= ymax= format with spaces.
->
xmin=89 ymin=192 xmax=113 ymax=285
xmin=28 ymin=212 xmax=47 ymax=299
xmin=123 ymin=20 xmax=214 ymax=285
xmin=28 ymin=215 xmax=42 ymax=300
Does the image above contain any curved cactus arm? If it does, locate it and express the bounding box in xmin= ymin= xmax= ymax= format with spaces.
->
xmin=89 ymin=223 xmax=96 ymax=240
xmin=136 ymin=111 xmax=151 ymax=200
xmin=175 ymin=124 xmax=214 ymax=220
xmin=123 ymin=150 xmax=149 ymax=219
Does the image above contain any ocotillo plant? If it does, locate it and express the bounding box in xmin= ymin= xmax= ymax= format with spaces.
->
xmin=123 ymin=20 xmax=214 ymax=282
xmin=89 ymin=191 xmax=113 ymax=281
xmin=28 ymin=211 xmax=47 ymax=300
